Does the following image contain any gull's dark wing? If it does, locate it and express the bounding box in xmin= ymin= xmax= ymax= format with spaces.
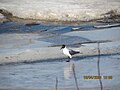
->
xmin=69 ymin=49 xmax=79 ymax=55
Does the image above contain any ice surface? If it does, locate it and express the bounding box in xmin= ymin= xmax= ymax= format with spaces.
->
xmin=0 ymin=25 xmax=120 ymax=64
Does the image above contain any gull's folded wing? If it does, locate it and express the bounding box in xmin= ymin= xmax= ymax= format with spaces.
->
xmin=69 ymin=49 xmax=79 ymax=55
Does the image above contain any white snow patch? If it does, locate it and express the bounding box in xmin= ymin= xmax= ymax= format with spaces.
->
xmin=0 ymin=13 xmax=4 ymax=18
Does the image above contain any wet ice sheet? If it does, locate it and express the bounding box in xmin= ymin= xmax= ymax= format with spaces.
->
xmin=39 ymin=35 xmax=90 ymax=45
xmin=0 ymin=54 xmax=120 ymax=89
xmin=63 ymin=27 xmax=120 ymax=41
xmin=0 ymin=25 xmax=120 ymax=64
xmin=0 ymin=22 xmax=56 ymax=33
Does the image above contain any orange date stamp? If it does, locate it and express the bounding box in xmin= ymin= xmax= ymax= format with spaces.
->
xmin=84 ymin=76 xmax=112 ymax=79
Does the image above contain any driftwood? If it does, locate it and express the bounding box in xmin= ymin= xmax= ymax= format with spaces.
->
xmin=94 ymin=23 xmax=120 ymax=29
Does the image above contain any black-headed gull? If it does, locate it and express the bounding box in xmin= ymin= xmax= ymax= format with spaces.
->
xmin=61 ymin=45 xmax=80 ymax=62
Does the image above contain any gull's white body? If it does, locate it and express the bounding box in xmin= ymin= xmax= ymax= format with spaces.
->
xmin=61 ymin=45 xmax=80 ymax=62
xmin=63 ymin=47 xmax=72 ymax=58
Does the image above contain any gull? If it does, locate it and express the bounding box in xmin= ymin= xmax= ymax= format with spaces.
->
xmin=61 ymin=45 xmax=80 ymax=62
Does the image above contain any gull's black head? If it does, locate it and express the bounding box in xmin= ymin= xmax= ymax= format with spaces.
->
xmin=61 ymin=44 xmax=66 ymax=49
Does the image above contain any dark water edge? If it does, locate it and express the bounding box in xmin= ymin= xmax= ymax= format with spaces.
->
xmin=0 ymin=21 xmax=98 ymax=34
xmin=0 ymin=21 xmax=120 ymax=34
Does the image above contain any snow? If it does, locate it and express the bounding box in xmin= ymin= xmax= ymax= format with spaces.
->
xmin=0 ymin=0 xmax=120 ymax=21
xmin=0 ymin=13 xmax=4 ymax=19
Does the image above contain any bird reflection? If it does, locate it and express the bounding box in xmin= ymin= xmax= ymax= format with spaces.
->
xmin=64 ymin=61 xmax=74 ymax=79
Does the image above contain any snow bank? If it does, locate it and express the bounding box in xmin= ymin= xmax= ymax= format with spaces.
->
xmin=0 ymin=0 xmax=120 ymax=21
xmin=0 ymin=13 xmax=7 ymax=23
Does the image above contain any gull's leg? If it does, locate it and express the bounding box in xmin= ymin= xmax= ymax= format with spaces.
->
xmin=66 ymin=56 xmax=70 ymax=62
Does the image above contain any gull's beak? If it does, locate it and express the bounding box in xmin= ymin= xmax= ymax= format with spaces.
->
xmin=60 ymin=47 xmax=63 ymax=49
